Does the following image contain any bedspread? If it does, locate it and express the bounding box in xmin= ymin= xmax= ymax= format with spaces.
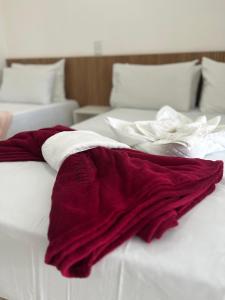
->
xmin=0 ymin=126 xmax=223 ymax=278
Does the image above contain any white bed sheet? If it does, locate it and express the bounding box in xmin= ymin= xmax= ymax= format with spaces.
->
xmin=1 ymin=108 xmax=225 ymax=300
xmin=0 ymin=100 xmax=78 ymax=139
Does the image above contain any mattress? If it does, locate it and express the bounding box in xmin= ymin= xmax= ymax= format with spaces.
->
xmin=0 ymin=100 xmax=78 ymax=138
xmin=1 ymin=108 xmax=225 ymax=300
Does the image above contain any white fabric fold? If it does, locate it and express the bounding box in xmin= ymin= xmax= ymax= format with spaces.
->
xmin=106 ymin=106 xmax=225 ymax=158
xmin=41 ymin=130 xmax=130 ymax=171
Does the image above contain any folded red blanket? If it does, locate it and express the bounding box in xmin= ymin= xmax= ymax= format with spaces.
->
xmin=0 ymin=126 xmax=223 ymax=278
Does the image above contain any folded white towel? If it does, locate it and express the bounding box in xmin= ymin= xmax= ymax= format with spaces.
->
xmin=42 ymin=130 xmax=130 ymax=171
xmin=106 ymin=106 xmax=225 ymax=158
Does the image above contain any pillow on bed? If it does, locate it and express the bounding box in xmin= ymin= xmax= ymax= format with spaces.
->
xmin=12 ymin=59 xmax=65 ymax=102
xmin=0 ymin=67 xmax=55 ymax=104
xmin=200 ymin=57 xmax=225 ymax=113
xmin=110 ymin=61 xmax=201 ymax=112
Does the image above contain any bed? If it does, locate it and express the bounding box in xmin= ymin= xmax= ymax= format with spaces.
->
xmin=0 ymin=100 xmax=78 ymax=139
xmin=0 ymin=106 xmax=225 ymax=300
xmin=1 ymin=51 xmax=225 ymax=300
xmin=0 ymin=58 xmax=79 ymax=139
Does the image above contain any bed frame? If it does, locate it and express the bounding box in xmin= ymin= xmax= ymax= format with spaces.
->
xmin=8 ymin=51 xmax=225 ymax=107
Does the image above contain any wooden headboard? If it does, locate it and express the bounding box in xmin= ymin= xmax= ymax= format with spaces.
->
xmin=8 ymin=51 xmax=225 ymax=107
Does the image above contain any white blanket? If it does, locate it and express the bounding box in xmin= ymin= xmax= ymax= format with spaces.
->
xmin=107 ymin=106 xmax=225 ymax=158
xmin=42 ymin=130 xmax=130 ymax=171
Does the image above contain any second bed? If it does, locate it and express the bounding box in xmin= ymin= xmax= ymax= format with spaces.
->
xmin=0 ymin=100 xmax=78 ymax=139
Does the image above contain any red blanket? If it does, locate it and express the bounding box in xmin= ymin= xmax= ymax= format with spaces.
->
xmin=0 ymin=126 xmax=223 ymax=278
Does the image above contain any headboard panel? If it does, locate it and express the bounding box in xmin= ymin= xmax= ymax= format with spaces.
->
xmin=8 ymin=51 xmax=225 ymax=106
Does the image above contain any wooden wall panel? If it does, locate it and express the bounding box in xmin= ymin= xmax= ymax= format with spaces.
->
xmin=8 ymin=51 xmax=225 ymax=107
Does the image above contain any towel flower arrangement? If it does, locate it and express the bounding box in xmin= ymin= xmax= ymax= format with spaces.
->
xmin=107 ymin=106 xmax=225 ymax=158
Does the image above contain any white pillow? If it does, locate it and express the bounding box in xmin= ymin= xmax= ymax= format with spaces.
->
xmin=0 ymin=67 xmax=55 ymax=104
xmin=200 ymin=57 xmax=225 ymax=113
xmin=12 ymin=59 xmax=65 ymax=102
xmin=110 ymin=61 xmax=200 ymax=112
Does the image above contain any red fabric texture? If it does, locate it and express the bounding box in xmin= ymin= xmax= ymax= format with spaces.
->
xmin=0 ymin=126 xmax=223 ymax=278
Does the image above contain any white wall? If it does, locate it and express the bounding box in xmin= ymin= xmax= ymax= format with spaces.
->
xmin=0 ymin=0 xmax=6 ymax=57
xmin=2 ymin=0 xmax=225 ymax=58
